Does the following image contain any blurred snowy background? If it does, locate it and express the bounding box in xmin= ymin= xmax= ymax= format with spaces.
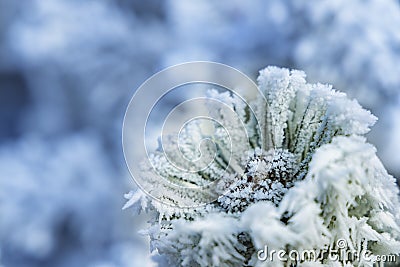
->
xmin=0 ymin=0 xmax=399 ymax=266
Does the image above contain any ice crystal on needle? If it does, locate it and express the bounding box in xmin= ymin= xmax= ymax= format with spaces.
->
xmin=125 ymin=66 xmax=400 ymax=266
xmin=218 ymin=149 xmax=297 ymax=213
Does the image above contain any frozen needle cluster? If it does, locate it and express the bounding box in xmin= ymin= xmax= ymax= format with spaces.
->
xmin=125 ymin=67 xmax=400 ymax=266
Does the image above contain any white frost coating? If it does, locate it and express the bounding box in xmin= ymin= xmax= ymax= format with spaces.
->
xmin=125 ymin=66 xmax=399 ymax=266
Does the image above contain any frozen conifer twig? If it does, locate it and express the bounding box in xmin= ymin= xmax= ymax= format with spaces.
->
xmin=125 ymin=66 xmax=400 ymax=266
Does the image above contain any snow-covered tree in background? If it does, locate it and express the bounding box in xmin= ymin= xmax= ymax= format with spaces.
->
xmin=0 ymin=0 xmax=166 ymax=266
xmin=125 ymin=67 xmax=400 ymax=266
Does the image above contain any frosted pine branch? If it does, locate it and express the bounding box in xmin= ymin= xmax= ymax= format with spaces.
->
xmin=125 ymin=66 xmax=399 ymax=267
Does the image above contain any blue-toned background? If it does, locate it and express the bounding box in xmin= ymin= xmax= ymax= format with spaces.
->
xmin=1 ymin=1 xmax=400 ymax=266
